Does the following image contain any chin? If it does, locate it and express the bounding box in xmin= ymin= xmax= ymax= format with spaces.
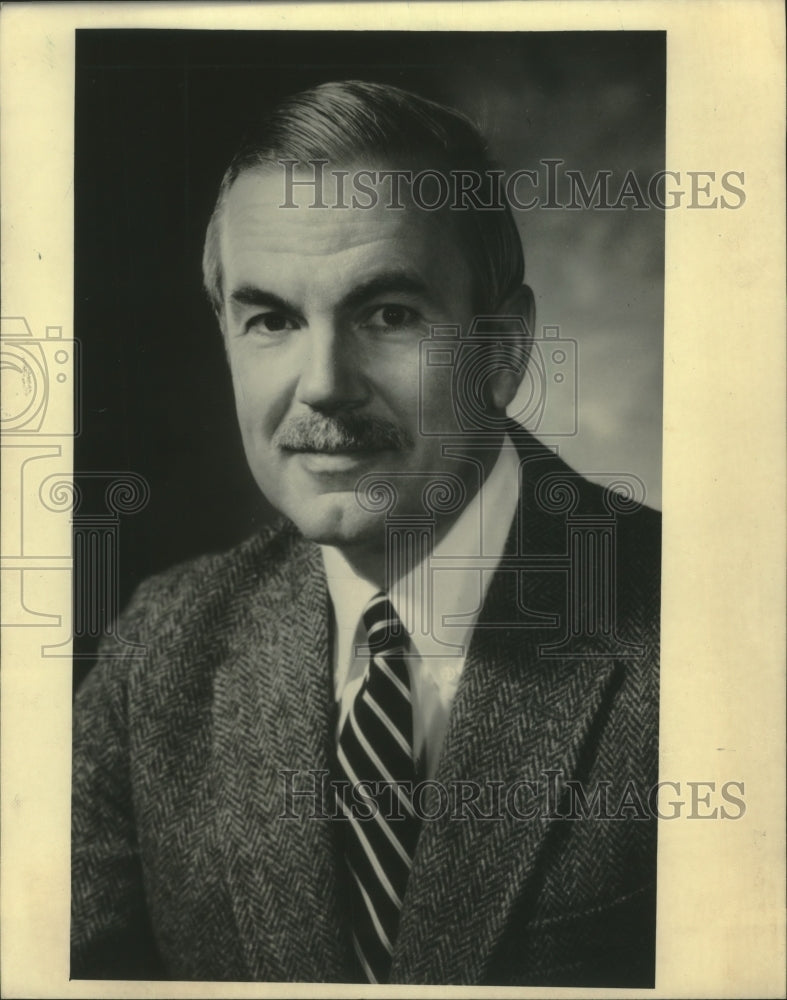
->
xmin=285 ymin=496 xmax=385 ymax=549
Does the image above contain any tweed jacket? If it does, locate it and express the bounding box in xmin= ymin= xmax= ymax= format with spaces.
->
xmin=71 ymin=429 xmax=660 ymax=986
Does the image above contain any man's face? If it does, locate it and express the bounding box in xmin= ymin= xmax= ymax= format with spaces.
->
xmin=218 ymin=166 xmax=494 ymax=554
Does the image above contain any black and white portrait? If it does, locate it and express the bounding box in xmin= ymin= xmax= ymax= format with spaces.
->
xmin=4 ymin=4 xmax=785 ymax=997
xmin=67 ymin=29 xmax=666 ymax=986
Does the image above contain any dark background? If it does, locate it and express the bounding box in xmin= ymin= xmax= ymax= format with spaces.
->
xmin=74 ymin=29 xmax=665 ymax=673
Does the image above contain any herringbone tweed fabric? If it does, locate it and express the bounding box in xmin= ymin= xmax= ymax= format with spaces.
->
xmin=71 ymin=426 xmax=660 ymax=985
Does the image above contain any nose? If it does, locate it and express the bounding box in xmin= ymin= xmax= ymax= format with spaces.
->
xmin=295 ymin=323 xmax=369 ymax=412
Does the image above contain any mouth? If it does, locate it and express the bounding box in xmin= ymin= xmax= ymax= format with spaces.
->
xmin=285 ymin=447 xmax=390 ymax=474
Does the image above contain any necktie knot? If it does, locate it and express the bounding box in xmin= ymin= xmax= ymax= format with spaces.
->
xmin=362 ymin=592 xmax=408 ymax=655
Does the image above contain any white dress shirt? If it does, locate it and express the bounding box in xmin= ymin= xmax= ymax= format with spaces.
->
xmin=321 ymin=436 xmax=520 ymax=778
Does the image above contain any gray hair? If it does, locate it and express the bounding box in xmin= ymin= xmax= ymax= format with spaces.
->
xmin=202 ymin=79 xmax=525 ymax=319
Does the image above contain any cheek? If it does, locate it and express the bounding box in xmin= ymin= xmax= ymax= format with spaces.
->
xmin=383 ymin=367 xmax=419 ymax=413
xmin=412 ymin=362 xmax=458 ymax=435
xmin=375 ymin=347 xmax=434 ymax=417
xmin=228 ymin=354 xmax=289 ymax=438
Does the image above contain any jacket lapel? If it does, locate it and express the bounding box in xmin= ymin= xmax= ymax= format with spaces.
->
xmin=391 ymin=443 xmax=622 ymax=984
xmin=212 ymin=529 xmax=353 ymax=982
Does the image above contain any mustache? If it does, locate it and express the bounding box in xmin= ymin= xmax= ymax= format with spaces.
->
xmin=273 ymin=412 xmax=414 ymax=453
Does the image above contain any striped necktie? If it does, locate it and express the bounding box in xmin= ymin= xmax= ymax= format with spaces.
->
xmin=336 ymin=592 xmax=420 ymax=984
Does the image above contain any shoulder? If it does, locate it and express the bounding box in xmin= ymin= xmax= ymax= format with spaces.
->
xmin=115 ymin=518 xmax=313 ymax=646
xmin=508 ymin=423 xmax=661 ymax=541
xmin=75 ymin=518 xmax=318 ymax=711
xmin=506 ymin=424 xmax=660 ymax=648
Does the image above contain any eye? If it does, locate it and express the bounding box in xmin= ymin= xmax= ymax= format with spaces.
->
xmin=362 ymin=304 xmax=421 ymax=331
xmin=246 ymin=312 xmax=299 ymax=335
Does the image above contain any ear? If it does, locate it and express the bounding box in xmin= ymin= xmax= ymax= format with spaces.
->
xmin=502 ymin=283 xmax=536 ymax=337
xmin=487 ymin=283 xmax=536 ymax=411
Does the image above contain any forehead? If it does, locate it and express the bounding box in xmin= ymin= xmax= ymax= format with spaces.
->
xmin=218 ymin=167 xmax=475 ymax=302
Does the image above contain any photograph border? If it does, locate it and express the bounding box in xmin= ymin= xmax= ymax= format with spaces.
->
xmin=1 ymin=3 xmax=784 ymax=998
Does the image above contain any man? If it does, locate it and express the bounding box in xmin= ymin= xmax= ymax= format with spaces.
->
xmin=71 ymin=80 xmax=660 ymax=986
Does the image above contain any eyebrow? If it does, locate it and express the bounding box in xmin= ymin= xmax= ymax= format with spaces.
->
xmin=229 ymin=285 xmax=299 ymax=317
xmin=339 ymin=271 xmax=433 ymax=312
xmin=227 ymin=270 xmax=434 ymax=320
